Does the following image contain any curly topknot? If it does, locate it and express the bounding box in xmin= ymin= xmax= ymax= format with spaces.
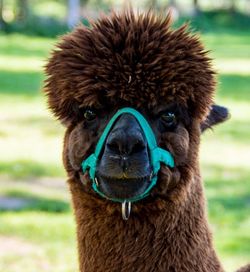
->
xmin=45 ymin=11 xmax=216 ymax=125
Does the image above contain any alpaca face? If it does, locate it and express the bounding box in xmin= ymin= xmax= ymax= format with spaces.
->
xmin=45 ymin=12 xmax=228 ymax=205
xmin=65 ymin=101 xmax=192 ymax=200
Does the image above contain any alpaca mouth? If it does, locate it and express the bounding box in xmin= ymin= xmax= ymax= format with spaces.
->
xmin=95 ymin=173 xmax=152 ymax=200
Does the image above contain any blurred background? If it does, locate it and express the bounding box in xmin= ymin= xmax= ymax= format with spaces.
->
xmin=0 ymin=0 xmax=249 ymax=271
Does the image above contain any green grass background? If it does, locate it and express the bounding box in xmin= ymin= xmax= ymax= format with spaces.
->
xmin=0 ymin=30 xmax=250 ymax=271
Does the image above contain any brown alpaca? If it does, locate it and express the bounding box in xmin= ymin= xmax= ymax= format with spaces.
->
xmin=44 ymin=11 xmax=249 ymax=272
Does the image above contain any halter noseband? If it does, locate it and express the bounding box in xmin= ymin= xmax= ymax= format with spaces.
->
xmin=82 ymin=107 xmax=174 ymax=218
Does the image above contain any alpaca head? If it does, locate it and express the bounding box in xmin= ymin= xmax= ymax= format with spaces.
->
xmin=45 ymin=11 xmax=228 ymax=215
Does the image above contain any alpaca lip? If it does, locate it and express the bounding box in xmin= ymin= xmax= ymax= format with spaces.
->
xmin=96 ymin=173 xmax=152 ymax=200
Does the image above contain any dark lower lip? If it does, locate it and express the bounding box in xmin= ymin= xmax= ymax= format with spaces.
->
xmin=96 ymin=174 xmax=152 ymax=200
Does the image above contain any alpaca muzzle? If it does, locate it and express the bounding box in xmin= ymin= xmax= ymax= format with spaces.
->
xmin=82 ymin=107 xmax=175 ymax=218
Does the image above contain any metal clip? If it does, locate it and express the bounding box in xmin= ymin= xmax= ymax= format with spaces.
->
xmin=122 ymin=201 xmax=131 ymax=220
xmin=94 ymin=177 xmax=99 ymax=186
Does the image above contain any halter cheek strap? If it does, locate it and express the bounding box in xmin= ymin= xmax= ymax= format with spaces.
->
xmin=82 ymin=107 xmax=174 ymax=203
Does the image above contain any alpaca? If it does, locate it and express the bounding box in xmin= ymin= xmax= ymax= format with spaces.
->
xmin=44 ymin=11 xmax=249 ymax=272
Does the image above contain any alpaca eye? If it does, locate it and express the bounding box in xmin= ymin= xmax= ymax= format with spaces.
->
xmin=84 ymin=109 xmax=96 ymax=121
xmin=161 ymin=112 xmax=176 ymax=127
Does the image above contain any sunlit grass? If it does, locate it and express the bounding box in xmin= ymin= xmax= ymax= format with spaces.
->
xmin=0 ymin=71 xmax=43 ymax=96
xmin=0 ymin=31 xmax=249 ymax=272
xmin=201 ymin=32 xmax=250 ymax=59
xmin=0 ymin=34 xmax=55 ymax=58
xmin=0 ymin=179 xmax=69 ymax=202
xmin=0 ymin=212 xmax=77 ymax=272
xmin=217 ymin=74 xmax=250 ymax=102
xmin=0 ymin=56 xmax=45 ymax=72
xmin=0 ymin=96 xmax=64 ymax=179
xmin=214 ymin=59 xmax=250 ymax=75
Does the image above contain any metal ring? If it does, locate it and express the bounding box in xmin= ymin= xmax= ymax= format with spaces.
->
xmin=122 ymin=201 xmax=131 ymax=220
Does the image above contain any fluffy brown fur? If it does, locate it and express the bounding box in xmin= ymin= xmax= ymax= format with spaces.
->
xmin=44 ymin=11 xmax=248 ymax=272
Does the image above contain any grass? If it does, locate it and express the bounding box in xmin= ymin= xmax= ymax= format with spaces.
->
xmin=0 ymin=29 xmax=250 ymax=272
xmin=0 ymin=212 xmax=77 ymax=272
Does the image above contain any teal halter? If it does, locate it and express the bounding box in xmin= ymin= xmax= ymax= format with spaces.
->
xmin=82 ymin=107 xmax=174 ymax=203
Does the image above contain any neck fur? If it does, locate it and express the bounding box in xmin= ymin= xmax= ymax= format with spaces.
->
xmin=68 ymin=169 xmax=223 ymax=272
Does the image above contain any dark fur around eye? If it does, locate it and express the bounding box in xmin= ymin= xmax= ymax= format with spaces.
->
xmin=158 ymin=105 xmax=191 ymax=133
xmin=161 ymin=112 xmax=177 ymax=127
xmin=159 ymin=115 xmax=177 ymax=132
xmin=84 ymin=109 xmax=97 ymax=121
xmin=80 ymin=108 xmax=99 ymax=131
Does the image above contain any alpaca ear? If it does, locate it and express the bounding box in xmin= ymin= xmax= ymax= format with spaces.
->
xmin=201 ymin=105 xmax=229 ymax=132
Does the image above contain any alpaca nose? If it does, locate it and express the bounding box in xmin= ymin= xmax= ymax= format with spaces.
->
xmin=106 ymin=114 xmax=146 ymax=156
xmin=107 ymin=131 xmax=146 ymax=155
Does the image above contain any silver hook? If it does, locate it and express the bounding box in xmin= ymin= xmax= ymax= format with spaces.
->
xmin=122 ymin=201 xmax=131 ymax=220
xmin=94 ymin=177 xmax=99 ymax=186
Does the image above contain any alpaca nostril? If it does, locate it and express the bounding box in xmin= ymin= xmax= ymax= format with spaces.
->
xmin=107 ymin=141 xmax=120 ymax=153
xmin=131 ymin=140 xmax=146 ymax=154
